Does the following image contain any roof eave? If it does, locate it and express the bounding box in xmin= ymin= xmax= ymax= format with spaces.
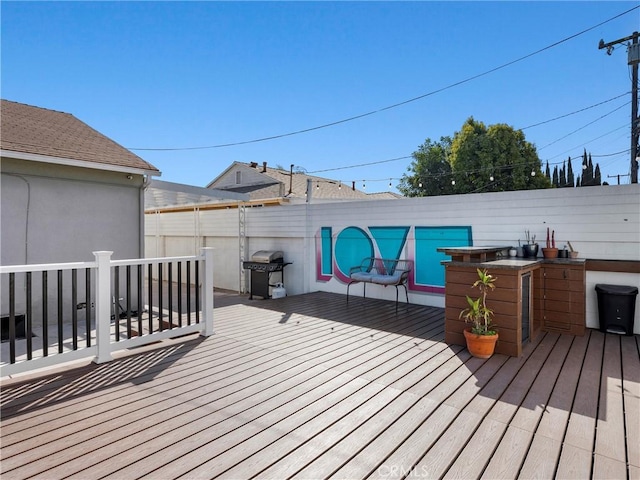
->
xmin=0 ymin=149 xmax=161 ymax=177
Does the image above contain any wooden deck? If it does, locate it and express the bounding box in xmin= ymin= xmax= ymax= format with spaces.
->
xmin=1 ymin=291 xmax=638 ymax=479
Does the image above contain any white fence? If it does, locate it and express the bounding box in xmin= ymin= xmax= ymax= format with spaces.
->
xmin=146 ymin=185 xmax=640 ymax=333
xmin=0 ymin=248 xmax=214 ymax=378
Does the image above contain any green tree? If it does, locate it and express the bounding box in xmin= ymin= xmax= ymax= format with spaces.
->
xmin=545 ymin=161 xmax=551 ymax=180
xmin=559 ymin=162 xmax=567 ymax=187
xmin=449 ymin=118 xmax=550 ymax=193
xmin=567 ymin=157 xmax=575 ymax=187
xmin=401 ymin=117 xmax=551 ymax=196
xmin=594 ymin=164 xmax=602 ymax=186
xmin=576 ymin=150 xmax=605 ymax=187
xmin=398 ymin=137 xmax=453 ymax=196
xmin=581 ymin=150 xmax=594 ymax=186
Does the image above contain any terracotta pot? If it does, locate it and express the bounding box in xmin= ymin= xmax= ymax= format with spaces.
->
xmin=542 ymin=247 xmax=558 ymax=259
xmin=569 ymin=251 xmax=579 ymax=259
xmin=463 ymin=328 xmax=499 ymax=359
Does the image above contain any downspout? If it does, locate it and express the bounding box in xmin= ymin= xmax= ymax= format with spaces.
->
xmin=3 ymin=173 xmax=31 ymax=264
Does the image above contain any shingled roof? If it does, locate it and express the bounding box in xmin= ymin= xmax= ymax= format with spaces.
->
xmin=208 ymin=162 xmax=400 ymax=201
xmin=0 ymin=99 xmax=159 ymax=175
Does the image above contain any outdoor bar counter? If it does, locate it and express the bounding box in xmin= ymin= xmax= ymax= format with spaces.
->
xmin=439 ymin=246 xmax=586 ymax=357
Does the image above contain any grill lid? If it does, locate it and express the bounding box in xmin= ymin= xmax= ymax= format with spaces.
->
xmin=251 ymin=250 xmax=283 ymax=263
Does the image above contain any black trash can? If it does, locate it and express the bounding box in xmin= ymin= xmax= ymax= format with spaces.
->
xmin=595 ymin=284 xmax=638 ymax=335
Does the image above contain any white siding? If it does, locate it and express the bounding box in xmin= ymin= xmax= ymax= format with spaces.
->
xmin=146 ymin=185 xmax=640 ymax=332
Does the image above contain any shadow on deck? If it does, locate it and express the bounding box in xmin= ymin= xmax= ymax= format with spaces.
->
xmin=1 ymin=291 xmax=638 ymax=479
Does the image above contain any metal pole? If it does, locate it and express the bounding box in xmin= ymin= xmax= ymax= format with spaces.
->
xmin=599 ymin=31 xmax=639 ymax=183
xmin=631 ymin=33 xmax=638 ymax=183
xmin=289 ymin=164 xmax=294 ymax=194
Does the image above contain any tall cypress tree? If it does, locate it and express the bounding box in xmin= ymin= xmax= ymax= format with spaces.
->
xmin=545 ymin=161 xmax=551 ymax=181
xmin=567 ymin=157 xmax=575 ymax=187
xmin=560 ymin=162 xmax=567 ymax=187
xmin=594 ymin=164 xmax=602 ymax=186
xmin=586 ymin=154 xmax=594 ymax=186
xmin=581 ymin=148 xmax=591 ymax=187
xmin=552 ymin=166 xmax=559 ymax=187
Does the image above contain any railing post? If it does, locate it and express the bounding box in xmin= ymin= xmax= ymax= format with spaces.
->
xmin=201 ymin=247 xmax=214 ymax=337
xmin=93 ymin=251 xmax=113 ymax=363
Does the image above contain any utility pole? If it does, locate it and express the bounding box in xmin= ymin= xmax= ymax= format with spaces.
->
xmin=607 ymin=173 xmax=630 ymax=185
xmin=599 ymin=31 xmax=639 ymax=183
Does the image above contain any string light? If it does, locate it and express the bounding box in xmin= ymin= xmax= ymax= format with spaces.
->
xmin=304 ymin=152 xmax=605 ymax=191
xmin=298 ymin=143 xmax=621 ymax=191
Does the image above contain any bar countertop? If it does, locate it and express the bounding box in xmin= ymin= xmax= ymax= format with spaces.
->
xmin=442 ymin=257 xmax=586 ymax=270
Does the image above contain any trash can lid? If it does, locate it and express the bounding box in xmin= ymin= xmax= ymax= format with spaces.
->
xmin=595 ymin=284 xmax=639 ymax=295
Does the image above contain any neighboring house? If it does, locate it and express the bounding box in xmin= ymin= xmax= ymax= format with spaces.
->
xmin=206 ymin=161 xmax=400 ymax=203
xmin=1 ymin=99 xmax=161 ymax=267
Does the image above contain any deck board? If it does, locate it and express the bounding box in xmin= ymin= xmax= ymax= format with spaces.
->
xmin=594 ymin=334 xmax=627 ymax=464
xmin=621 ymin=334 xmax=640 ymax=469
xmin=2 ymin=291 xmax=638 ymax=480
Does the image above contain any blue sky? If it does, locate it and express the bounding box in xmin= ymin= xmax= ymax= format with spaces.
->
xmin=2 ymin=1 xmax=639 ymax=192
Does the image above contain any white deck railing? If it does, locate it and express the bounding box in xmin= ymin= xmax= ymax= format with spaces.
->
xmin=0 ymin=248 xmax=214 ymax=378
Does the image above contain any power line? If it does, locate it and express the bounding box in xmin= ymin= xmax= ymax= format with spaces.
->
xmin=128 ymin=6 xmax=639 ymax=152
xmin=519 ymin=92 xmax=630 ymax=130
xmin=308 ymin=119 xmax=630 ymax=178
xmin=537 ymin=101 xmax=630 ymax=150
xmin=591 ymin=148 xmax=630 ymax=158
xmin=308 ymin=155 xmax=411 ymax=174
xmin=542 ymin=124 xmax=628 ymax=162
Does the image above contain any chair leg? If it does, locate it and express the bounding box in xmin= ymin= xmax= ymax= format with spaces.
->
xmin=395 ymin=286 xmax=399 ymax=311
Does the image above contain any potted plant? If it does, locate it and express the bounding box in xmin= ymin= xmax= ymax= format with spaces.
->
xmin=522 ymin=230 xmax=538 ymax=258
xmin=542 ymin=227 xmax=558 ymax=258
xmin=459 ymin=268 xmax=499 ymax=359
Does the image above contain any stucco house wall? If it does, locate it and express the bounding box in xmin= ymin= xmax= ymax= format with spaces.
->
xmin=1 ymin=99 xmax=160 ymax=326
xmin=1 ymin=158 xmax=146 ymax=266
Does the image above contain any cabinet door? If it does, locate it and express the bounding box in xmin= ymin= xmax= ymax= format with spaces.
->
xmin=542 ymin=264 xmax=585 ymax=335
